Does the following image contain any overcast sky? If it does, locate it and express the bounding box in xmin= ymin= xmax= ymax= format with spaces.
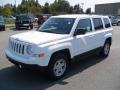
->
xmin=0 ymin=0 xmax=120 ymax=11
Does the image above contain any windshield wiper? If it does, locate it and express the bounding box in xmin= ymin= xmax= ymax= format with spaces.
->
xmin=40 ymin=30 xmax=55 ymax=33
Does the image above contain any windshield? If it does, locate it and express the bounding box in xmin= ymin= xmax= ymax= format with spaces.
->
xmin=37 ymin=18 xmax=75 ymax=34
xmin=17 ymin=15 xmax=29 ymax=20
xmin=0 ymin=16 xmax=4 ymax=21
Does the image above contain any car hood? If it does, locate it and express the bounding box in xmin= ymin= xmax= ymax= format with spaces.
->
xmin=11 ymin=31 xmax=69 ymax=45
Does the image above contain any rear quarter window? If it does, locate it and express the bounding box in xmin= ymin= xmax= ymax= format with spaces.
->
xmin=93 ymin=18 xmax=104 ymax=30
xmin=103 ymin=18 xmax=111 ymax=28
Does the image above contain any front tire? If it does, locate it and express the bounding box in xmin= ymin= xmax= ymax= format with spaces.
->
xmin=29 ymin=24 xmax=33 ymax=30
xmin=48 ymin=53 xmax=69 ymax=79
xmin=3 ymin=27 xmax=5 ymax=31
xmin=28 ymin=25 xmax=33 ymax=30
xmin=100 ymin=40 xmax=111 ymax=57
xmin=16 ymin=26 xmax=20 ymax=30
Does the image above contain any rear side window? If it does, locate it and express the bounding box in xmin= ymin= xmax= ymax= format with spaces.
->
xmin=93 ymin=18 xmax=103 ymax=30
xmin=76 ymin=19 xmax=92 ymax=32
xmin=103 ymin=18 xmax=111 ymax=28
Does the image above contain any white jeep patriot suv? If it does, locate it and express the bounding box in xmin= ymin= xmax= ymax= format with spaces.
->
xmin=5 ymin=15 xmax=113 ymax=79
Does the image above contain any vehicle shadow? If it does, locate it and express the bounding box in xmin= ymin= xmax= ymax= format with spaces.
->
xmin=10 ymin=26 xmax=38 ymax=31
xmin=10 ymin=28 xmax=32 ymax=31
xmin=0 ymin=55 xmax=106 ymax=90
xmin=0 ymin=31 xmax=5 ymax=32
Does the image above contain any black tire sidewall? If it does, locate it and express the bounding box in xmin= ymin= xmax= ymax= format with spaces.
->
xmin=16 ymin=26 xmax=20 ymax=30
xmin=48 ymin=54 xmax=69 ymax=79
xmin=30 ymin=25 xmax=33 ymax=29
xmin=101 ymin=41 xmax=110 ymax=57
xmin=3 ymin=27 xmax=5 ymax=31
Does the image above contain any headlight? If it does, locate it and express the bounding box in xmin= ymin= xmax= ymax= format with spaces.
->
xmin=26 ymin=45 xmax=34 ymax=55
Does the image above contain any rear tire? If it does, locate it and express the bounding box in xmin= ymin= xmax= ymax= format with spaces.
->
xmin=48 ymin=53 xmax=69 ymax=80
xmin=99 ymin=40 xmax=111 ymax=57
xmin=3 ymin=27 xmax=5 ymax=31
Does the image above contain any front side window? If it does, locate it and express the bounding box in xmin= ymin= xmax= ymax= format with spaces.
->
xmin=103 ymin=18 xmax=111 ymax=28
xmin=38 ymin=18 xmax=75 ymax=34
xmin=76 ymin=19 xmax=92 ymax=32
xmin=93 ymin=18 xmax=103 ymax=30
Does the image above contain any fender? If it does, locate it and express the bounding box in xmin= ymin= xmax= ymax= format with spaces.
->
xmin=47 ymin=42 xmax=74 ymax=59
xmin=104 ymin=33 xmax=112 ymax=38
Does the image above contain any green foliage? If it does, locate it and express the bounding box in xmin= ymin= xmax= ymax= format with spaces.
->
xmin=0 ymin=0 xmax=84 ymax=16
xmin=17 ymin=0 xmax=41 ymax=15
xmin=50 ymin=0 xmax=71 ymax=14
xmin=2 ymin=7 xmax=12 ymax=17
xmin=42 ymin=2 xmax=51 ymax=14
xmin=1 ymin=4 xmax=12 ymax=17
xmin=86 ymin=8 xmax=91 ymax=14
xmin=0 ymin=6 xmax=2 ymax=14
xmin=68 ymin=6 xmax=74 ymax=14
xmin=73 ymin=4 xmax=83 ymax=14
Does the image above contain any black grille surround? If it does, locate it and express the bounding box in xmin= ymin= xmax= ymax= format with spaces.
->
xmin=9 ymin=39 xmax=26 ymax=55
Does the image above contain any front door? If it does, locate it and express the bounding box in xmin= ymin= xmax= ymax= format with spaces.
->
xmin=73 ymin=18 xmax=95 ymax=56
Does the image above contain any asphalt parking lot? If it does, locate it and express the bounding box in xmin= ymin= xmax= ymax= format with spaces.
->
xmin=0 ymin=26 xmax=120 ymax=90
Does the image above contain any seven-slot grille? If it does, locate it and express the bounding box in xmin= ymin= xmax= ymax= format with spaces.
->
xmin=9 ymin=39 xmax=25 ymax=55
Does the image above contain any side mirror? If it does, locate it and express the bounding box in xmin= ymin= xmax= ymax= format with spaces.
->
xmin=74 ymin=28 xmax=87 ymax=36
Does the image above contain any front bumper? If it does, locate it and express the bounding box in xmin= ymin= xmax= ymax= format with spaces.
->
xmin=16 ymin=23 xmax=30 ymax=27
xmin=5 ymin=48 xmax=49 ymax=67
xmin=6 ymin=55 xmax=47 ymax=71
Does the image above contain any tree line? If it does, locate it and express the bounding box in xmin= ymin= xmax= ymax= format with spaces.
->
xmin=0 ymin=0 xmax=91 ymax=17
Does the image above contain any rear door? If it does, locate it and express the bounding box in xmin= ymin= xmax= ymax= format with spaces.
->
xmin=91 ymin=18 xmax=105 ymax=48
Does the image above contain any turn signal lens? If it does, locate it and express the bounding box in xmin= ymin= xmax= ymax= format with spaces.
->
xmin=38 ymin=53 xmax=45 ymax=58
